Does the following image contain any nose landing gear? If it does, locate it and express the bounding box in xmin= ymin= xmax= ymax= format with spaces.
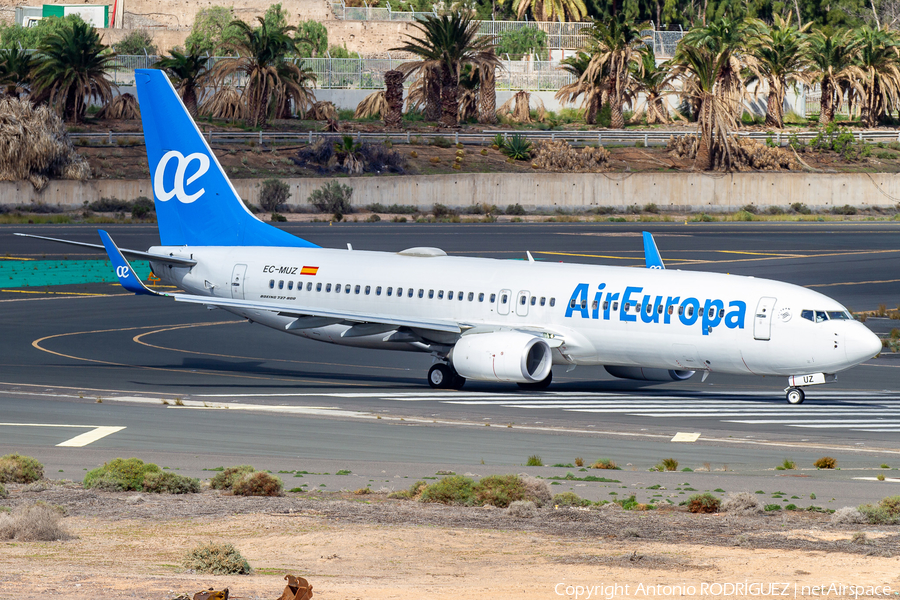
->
xmin=785 ymin=387 xmax=805 ymax=404
xmin=784 ymin=372 xmax=836 ymax=404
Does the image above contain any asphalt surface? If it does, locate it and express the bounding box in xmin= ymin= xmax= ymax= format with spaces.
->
xmin=1 ymin=221 xmax=899 ymax=506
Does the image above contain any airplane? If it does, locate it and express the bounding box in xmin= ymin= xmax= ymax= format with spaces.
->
xmin=17 ymin=68 xmax=883 ymax=404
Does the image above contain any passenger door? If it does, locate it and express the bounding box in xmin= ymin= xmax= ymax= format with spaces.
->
xmin=753 ymin=297 xmax=777 ymax=340
xmin=497 ymin=289 xmax=511 ymax=315
xmin=231 ymin=264 xmax=247 ymax=299
xmin=516 ymin=290 xmax=530 ymax=317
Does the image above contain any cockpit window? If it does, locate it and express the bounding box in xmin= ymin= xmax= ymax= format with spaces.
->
xmin=828 ymin=311 xmax=852 ymax=320
xmin=801 ymin=310 xmax=813 ymax=322
xmin=815 ymin=310 xmax=828 ymax=322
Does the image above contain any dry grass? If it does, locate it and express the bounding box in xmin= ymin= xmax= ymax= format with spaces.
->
xmin=688 ymin=493 xmax=721 ymax=514
xmin=497 ymin=91 xmax=545 ymax=123
xmin=591 ymin=458 xmax=618 ymax=470
xmin=814 ymin=457 xmax=837 ymax=469
xmin=231 ymin=472 xmax=283 ymax=497
xmin=200 ymin=86 xmax=247 ymax=122
xmin=721 ymin=492 xmax=763 ymax=515
xmin=0 ymin=502 xmax=72 ymax=541
xmin=305 ymin=101 xmax=338 ymax=121
xmin=667 ymin=134 xmax=801 ymax=171
xmin=354 ymin=91 xmax=387 ymax=119
xmin=507 ymin=500 xmax=537 ymax=518
xmin=533 ymin=140 xmax=610 ymax=173
xmin=0 ymin=97 xmax=90 ymax=190
xmin=97 ymin=93 xmax=140 ymax=120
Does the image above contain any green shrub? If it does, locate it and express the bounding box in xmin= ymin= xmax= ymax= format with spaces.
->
xmin=779 ymin=458 xmax=797 ymax=470
xmin=142 ymin=471 xmax=200 ymax=494
xmin=183 ymin=542 xmax=251 ymax=575
xmin=259 ymin=178 xmax=290 ymax=212
xmin=0 ymin=483 xmax=6 ymax=499
xmin=308 ymin=180 xmax=352 ymax=214
xmin=526 ymin=454 xmax=543 ymax=467
xmin=419 ymin=475 xmax=475 ymax=505
xmin=431 ymin=136 xmax=452 ymax=148
xmin=474 ymin=474 xmax=528 ymax=508
xmin=432 ymin=203 xmax=456 ymax=218
xmin=389 ymin=480 xmax=427 ymax=500
xmin=790 ymin=202 xmax=811 ymax=215
xmin=0 ymin=453 xmax=44 ymax=484
xmin=131 ymin=196 xmax=154 ymax=219
xmin=858 ymin=496 xmax=900 ymax=524
xmin=814 ymin=456 xmax=837 ymax=469
xmin=831 ymin=204 xmax=857 ymax=216
xmin=764 ymin=504 xmax=782 ymax=511
xmin=83 ymin=458 xmax=159 ymax=491
xmin=733 ymin=210 xmax=754 ymax=221
xmin=552 ymin=492 xmax=592 ymax=507
xmin=506 ymin=203 xmax=526 ymax=216
xmin=659 ymin=458 xmax=679 ymax=471
xmin=231 ymin=472 xmax=282 ymax=497
xmin=210 ymin=465 xmax=255 ymax=490
xmin=503 ymin=134 xmax=532 ymax=160
xmin=687 ymin=493 xmax=720 ymax=513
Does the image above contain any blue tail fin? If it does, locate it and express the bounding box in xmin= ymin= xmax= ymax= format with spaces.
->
xmin=135 ymin=69 xmax=318 ymax=248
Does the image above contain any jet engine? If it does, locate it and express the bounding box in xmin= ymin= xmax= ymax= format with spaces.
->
xmin=451 ymin=331 xmax=552 ymax=383
xmin=604 ymin=366 xmax=695 ymax=381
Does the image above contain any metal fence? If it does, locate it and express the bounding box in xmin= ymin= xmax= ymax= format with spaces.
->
xmin=108 ymin=55 xmax=576 ymax=90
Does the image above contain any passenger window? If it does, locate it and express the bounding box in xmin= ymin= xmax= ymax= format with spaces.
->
xmin=668 ymin=305 xmax=674 ymax=315
xmin=355 ymin=285 xmax=361 ymax=294
xmin=602 ymin=301 xmax=608 ymax=310
xmin=326 ymin=284 xmax=332 ymax=292
xmin=678 ymin=305 xmax=684 ymax=315
xmin=438 ymin=290 xmax=444 ymax=299
xmin=570 ymin=299 xmax=577 ymax=308
xmin=530 ymin=296 xmax=536 ymax=306
xmin=591 ymin=300 xmax=598 ymax=311
xmin=408 ymin=288 xmax=414 ymax=298
xmin=718 ymin=308 xmax=724 ymax=318
xmin=448 ymin=291 xmax=454 ymax=300
xmin=816 ymin=311 xmax=828 ymax=323
xmin=540 ymin=297 xmax=546 ymax=306
xmin=624 ymin=302 xmax=631 ymax=311
xmin=288 ymin=281 xmax=293 ymax=290
xmin=550 ymin=298 xmax=556 ymax=307
xmin=646 ymin=304 xmax=652 ymax=315
xmin=502 ymin=294 xmax=508 ymax=304
xmin=307 ymin=282 xmax=312 ymax=291
xmin=278 ymin=280 xmax=284 ymax=289
xmin=490 ymin=293 xmax=496 ymax=303
xmin=316 ymin=283 xmax=322 ymax=292
xmin=479 ymin=293 xmax=484 ymax=302
xmin=657 ymin=304 xmax=663 ymax=314
xmin=368 ymin=286 xmax=373 ymax=295
xmin=635 ymin=303 xmax=641 ymax=312
xmin=468 ymin=292 xmax=474 ymax=301
xmin=394 ymin=287 xmax=399 ymax=297
xmin=418 ymin=289 xmax=424 ymax=298
xmin=612 ymin=301 xmax=617 ymax=311
xmin=687 ymin=306 xmax=694 ymax=317
xmin=458 ymin=293 xmax=464 ymax=301
xmin=269 ymin=280 xmax=275 ymax=289
xmin=345 ymin=284 xmax=351 ymax=294
xmin=708 ymin=307 xmax=715 ymax=318
xmin=428 ymin=289 xmax=434 ymax=299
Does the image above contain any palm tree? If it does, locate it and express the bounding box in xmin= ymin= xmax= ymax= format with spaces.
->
xmin=477 ymin=56 xmax=500 ymax=124
xmin=213 ymin=17 xmax=303 ymax=128
xmin=392 ymin=13 xmax=499 ymax=127
xmin=853 ymin=25 xmax=900 ymax=128
xmin=581 ymin=15 xmax=647 ymax=129
xmin=153 ymin=48 xmax=212 ymax=118
xmin=0 ymin=49 xmax=34 ymax=99
xmin=670 ymin=43 xmax=740 ymax=169
xmin=745 ymin=15 xmax=812 ymax=128
xmin=629 ymin=46 xmax=675 ymax=124
xmin=31 ymin=19 xmax=115 ymax=123
xmin=501 ymin=0 xmax=587 ymax=22
xmin=555 ymin=51 xmax=604 ymax=124
xmin=680 ymin=16 xmax=757 ymax=122
xmin=807 ymin=29 xmax=862 ymax=126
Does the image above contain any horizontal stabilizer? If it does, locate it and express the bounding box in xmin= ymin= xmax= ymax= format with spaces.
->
xmin=13 ymin=233 xmax=196 ymax=266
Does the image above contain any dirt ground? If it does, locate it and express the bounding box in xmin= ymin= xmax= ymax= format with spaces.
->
xmin=1 ymin=485 xmax=897 ymax=600
xmin=71 ymin=117 xmax=900 ymax=183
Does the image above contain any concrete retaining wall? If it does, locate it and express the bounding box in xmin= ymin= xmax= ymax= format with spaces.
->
xmin=7 ymin=172 xmax=900 ymax=212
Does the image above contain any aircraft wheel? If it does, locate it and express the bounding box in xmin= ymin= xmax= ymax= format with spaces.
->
xmin=450 ymin=374 xmax=466 ymax=390
xmin=428 ymin=363 xmax=453 ymax=389
xmin=517 ymin=370 xmax=552 ymax=390
xmin=786 ymin=387 xmax=805 ymax=405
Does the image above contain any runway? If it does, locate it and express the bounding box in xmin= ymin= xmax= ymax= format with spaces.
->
xmin=1 ymin=222 xmax=899 ymax=493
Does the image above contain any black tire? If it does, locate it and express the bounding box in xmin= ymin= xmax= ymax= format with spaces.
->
xmin=786 ymin=387 xmax=805 ymax=404
xmin=517 ymin=370 xmax=552 ymax=390
xmin=428 ymin=363 xmax=452 ymax=389
xmin=450 ymin=374 xmax=466 ymax=390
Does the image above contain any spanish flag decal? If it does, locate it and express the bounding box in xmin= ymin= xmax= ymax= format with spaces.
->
xmin=300 ymin=266 xmax=319 ymax=276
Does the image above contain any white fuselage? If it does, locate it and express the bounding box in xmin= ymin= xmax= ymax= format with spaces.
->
xmin=149 ymin=245 xmax=879 ymax=378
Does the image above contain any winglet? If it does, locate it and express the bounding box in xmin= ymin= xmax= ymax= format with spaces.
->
xmin=98 ymin=230 xmax=161 ymax=296
xmin=642 ymin=231 xmax=665 ymax=270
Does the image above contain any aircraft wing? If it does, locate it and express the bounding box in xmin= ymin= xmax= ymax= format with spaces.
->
xmin=98 ymin=230 xmax=462 ymax=334
xmin=14 ymin=233 xmax=197 ymax=267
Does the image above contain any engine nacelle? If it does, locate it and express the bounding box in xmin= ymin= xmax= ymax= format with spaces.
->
xmin=604 ymin=366 xmax=695 ymax=382
xmin=451 ymin=331 xmax=552 ymax=383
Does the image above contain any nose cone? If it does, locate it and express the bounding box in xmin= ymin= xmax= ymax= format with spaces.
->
xmin=846 ymin=324 xmax=883 ymax=365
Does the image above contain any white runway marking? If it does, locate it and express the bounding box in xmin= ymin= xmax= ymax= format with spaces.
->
xmin=0 ymin=422 xmax=126 ymax=447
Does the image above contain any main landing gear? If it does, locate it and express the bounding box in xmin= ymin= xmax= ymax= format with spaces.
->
xmin=428 ymin=363 xmax=466 ymax=390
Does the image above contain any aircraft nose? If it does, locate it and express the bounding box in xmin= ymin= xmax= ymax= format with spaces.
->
xmin=846 ymin=324 xmax=883 ymax=364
